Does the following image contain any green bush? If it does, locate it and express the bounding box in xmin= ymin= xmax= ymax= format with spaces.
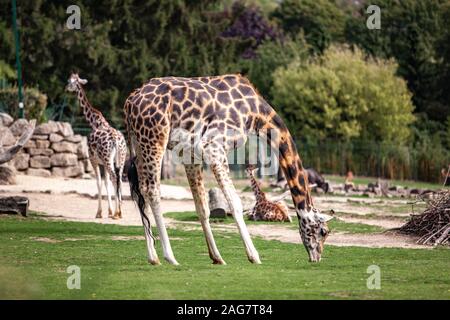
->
xmin=271 ymin=46 xmax=416 ymax=145
xmin=0 ymin=87 xmax=47 ymax=122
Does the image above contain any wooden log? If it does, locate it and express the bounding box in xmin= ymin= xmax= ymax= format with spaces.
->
xmin=208 ymin=187 xmax=229 ymax=218
xmin=0 ymin=196 xmax=29 ymax=217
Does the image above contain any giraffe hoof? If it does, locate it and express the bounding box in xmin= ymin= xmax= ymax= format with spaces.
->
xmin=165 ymin=257 xmax=179 ymax=265
xmin=112 ymin=214 xmax=121 ymax=220
xmin=108 ymin=209 xmax=113 ymax=218
xmin=212 ymin=258 xmax=227 ymax=265
xmin=148 ymin=258 xmax=161 ymax=265
xmin=95 ymin=212 xmax=102 ymax=219
xmin=248 ymin=256 xmax=262 ymax=264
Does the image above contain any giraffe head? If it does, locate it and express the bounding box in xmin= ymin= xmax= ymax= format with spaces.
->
xmin=297 ymin=207 xmax=333 ymax=262
xmin=66 ymin=73 xmax=88 ymax=92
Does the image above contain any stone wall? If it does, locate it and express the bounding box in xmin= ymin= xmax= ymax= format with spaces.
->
xmin=0 ymin=113 xmax=93 ymax=178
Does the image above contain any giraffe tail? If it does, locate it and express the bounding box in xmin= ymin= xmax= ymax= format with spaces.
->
xmin=112 ymin=142 xmax=122 ymax=202
xmin=127 ymin=157 xmax=156 ymax=242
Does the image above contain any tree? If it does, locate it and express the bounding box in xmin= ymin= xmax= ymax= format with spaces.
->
xmin=271 ymin=46 xmax=415 ymax=144
xmin=271 ymin=0 xmax=346 ymax=53
xmin=345 ymin=0 xmax=449 ymax=124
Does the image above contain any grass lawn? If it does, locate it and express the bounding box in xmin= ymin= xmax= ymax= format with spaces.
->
xmin=166 ymin=211 xmax=385 ymax=233
xmin=0 ymin=215 xmax=449 ymax=300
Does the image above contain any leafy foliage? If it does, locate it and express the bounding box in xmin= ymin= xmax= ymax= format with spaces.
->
xmin=271 ymin=0 xmax=346 ymax=53
xmin=271 ymin=46 xmax=415 ymax=144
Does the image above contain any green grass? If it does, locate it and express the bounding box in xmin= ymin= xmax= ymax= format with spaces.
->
xmin=324 ymin=174 xmax=443 ymax=190
xmin=166 ymin=211 xmax=385 ymax=234
xmin=1 ymin=215 xmax=449 ymax=299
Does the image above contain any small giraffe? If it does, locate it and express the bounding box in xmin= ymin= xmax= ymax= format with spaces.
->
xmin=66 ymin=73 xmax=127 ymax=219
xmin=246 ymin=165 xmax=291 ymax=222
xmin=124 ymin=74 xmax=333 ymax=264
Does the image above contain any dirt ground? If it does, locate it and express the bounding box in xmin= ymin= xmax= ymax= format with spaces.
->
xmin=0 ymin=174 xmax=435 ymax=250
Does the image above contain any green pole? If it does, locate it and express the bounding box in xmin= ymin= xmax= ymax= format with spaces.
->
xmin=12 ymin=0 xmax=24 ymax=119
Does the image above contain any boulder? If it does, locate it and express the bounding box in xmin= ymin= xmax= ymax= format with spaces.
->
xmin=9 ymin=119 xmax=30 ymax=136
xmin=49 ymin=133 xmax=64 ymax=143
xmin=0 ymin=165 xmax=16 ymax=185
xmin=57 ymin=122 xmax=74 ymax=137
xmin=77 ymin=137 xmax=89 ymax=159
xmin=50 ymin=153 xmax=78 ymax=167
xmin=51 ymin=141 xmax=78 ymax=153
xmin=29 ymin=155 xmax=51 ymax=169
xmin=83 ymin=159 xmax=94 ymax=173
xmin=35 ymin=140 xmax=50 ymax=149
xmin=12 ymin=153 xmax=30 ymax=170
xmin=34 ymin=121 xmax=58 ymax=135
xmin=32 ymin=134 xmax=48 ymax=140
xmin=26 ymin=168 xmax=51 ymax=178
xmin=28 ymin=148 xmax=54 ymax=157
xmin=64 ymin=134 xmax=82 ymax=143
xmin=0 ymin=127 xmax=16 ymax=147
xmin=24 ymin=139 xmax=36 ymax=149
xmin=0 ymin=113 xmax=14 ymax=127
xmin=52 ymin=165 xmax=83 ymax=178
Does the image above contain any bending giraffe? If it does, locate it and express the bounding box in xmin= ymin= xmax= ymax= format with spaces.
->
xmin=246 ymin=165 xmax=291 ymax=222
xmin=124 ymin=74 xmax=333 ymax=264
xmin=66 ymin=73 xmax=127 ymax=219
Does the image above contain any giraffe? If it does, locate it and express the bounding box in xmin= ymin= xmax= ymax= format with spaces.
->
xmin=124 ymin=74 xmax=333 ymax=264
xmin=246 ymin=165 xmax=291 ymax=222
xmin=66 ymin=73 xmax=127 ymax=219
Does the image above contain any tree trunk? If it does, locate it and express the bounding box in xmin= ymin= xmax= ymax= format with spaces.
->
xmin=0 ymin=196 xmax=29 ymax=216
xmin=208 ymin=187 xmax=229 ymax=218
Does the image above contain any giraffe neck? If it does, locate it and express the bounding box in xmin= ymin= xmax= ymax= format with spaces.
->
xmin=253 ymin=104 xmax=313 ymax=212
xmin=248 ymin=169 xmax=266 ymax=202
xmin=76 ymin=84 xmax=109 ymax=130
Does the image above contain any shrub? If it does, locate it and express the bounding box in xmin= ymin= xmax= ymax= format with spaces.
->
xmin=271 ymin=46 xmax=415 ymax=145
xmin=0 ymin=86 xmax=47 ymax=122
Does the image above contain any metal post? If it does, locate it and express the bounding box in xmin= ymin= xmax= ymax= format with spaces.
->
xmin=12 ymin=0 xmax=24 ymax=118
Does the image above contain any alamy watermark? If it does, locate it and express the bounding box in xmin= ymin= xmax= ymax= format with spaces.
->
xmin=366 ymin=265 xmax=381 ymax=290
xmin=67 ymin=265 xmax=81 ymax=289
xmin=366 ymin=5 xmax=381 ymax=30
xmin=66 ymin=5 xmax=81 ymax=30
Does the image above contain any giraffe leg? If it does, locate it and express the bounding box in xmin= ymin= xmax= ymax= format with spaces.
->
xmin=104 ymin=170 xmax=114 ymax=218
xmin=143 ymin=202 xmax=160 ymax=265
xmin=93 ymin=163 xmax=102 ymax=219
xmin=107 ymin=168 xmax=122 ymax=220
xmin=210 ymin=160 xmax=261 ymax=264
xmin=184 ymin=164 xmax=226 ymax=265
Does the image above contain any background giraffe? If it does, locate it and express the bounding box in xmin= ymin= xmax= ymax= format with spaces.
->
xmin=66 ymin=73 xmax=127 ymax=219
xmin=124 ymin=74 xmax=333 ymax=265
xmin=246 ymin=165 xmax=291 ymax=222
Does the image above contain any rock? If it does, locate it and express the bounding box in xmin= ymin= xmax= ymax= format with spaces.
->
xmin=9 ymin=119 xmax=30 ymax=136
xmin=50 ymin=153 xmax=78 ymax=167
xmin=64 ymin=134 xmax=82 ymax=143
xmin=77 ymin=137 xmax=89 ymax=159
xmin=28 ymin=148 xmax=54 ymax=157
xmin=34 ymin=121 xmax=58 ymax=135
xmin=57 ymin=122 xmax=74 ymax=137
xmin=0 ymin=113 xmax=14 ymax=127
xmin=0 ymin=127 xmax=16 ymax=147
xmin=12 ymin=153 xmax=30 ymax=170
xmin=52 ymin=165 xmax=83 ymax=178
xmin=0 ymin=165 xmax=16 ymax=185
xmin=35 ymin=140 xmax=50 ymax=149
xmin=0 ymin=196 xmax=29 ymax=216
xmin=24 ymin=139 xmax=36 ymax=149
xmin=51 ymin=141 xmax=78 ymax=153
xmin=83 ymin=159 xmax=94 ymax=173
xmin=32 ymin=134 xmax=48 ymax=140
xmin=29 ymin=155 xmax=51 ymax=169
xmin=49 ymin=133 xmax=64 ymax=143
xmin=26 ymin=168 xmax=51 ymax=178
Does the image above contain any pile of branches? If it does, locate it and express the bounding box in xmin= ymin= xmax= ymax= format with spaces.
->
xmin=399 ymin=190 xmax=450 ymax=246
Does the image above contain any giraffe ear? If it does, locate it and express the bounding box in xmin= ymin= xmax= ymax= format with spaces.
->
xmin=79 ymin=78 xmax=88 ymax=85
xmin=317 ymin=213 xmax=334 ymax=222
